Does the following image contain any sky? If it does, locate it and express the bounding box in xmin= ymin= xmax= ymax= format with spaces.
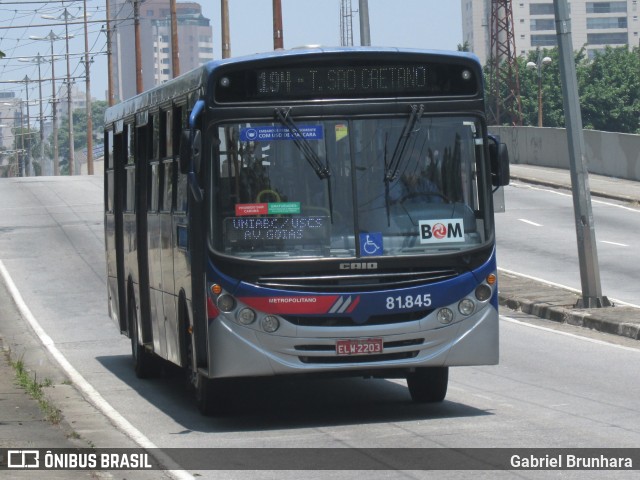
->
xmin=0 ymin=0 xmax=463 ymax=116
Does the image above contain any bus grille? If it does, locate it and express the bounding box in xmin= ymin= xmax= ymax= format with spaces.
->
xmin=255 ymin=268 xmax=458 ymax=292
xmin=282 ymin=309 xmax=432 ymax=327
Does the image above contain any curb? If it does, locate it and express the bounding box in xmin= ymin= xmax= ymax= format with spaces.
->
xmin=498 ymin=271 xmax=640 ymax=341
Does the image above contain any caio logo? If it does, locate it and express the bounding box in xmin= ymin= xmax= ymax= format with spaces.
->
xmin=419 ymin=219 xmax=465 ymax=244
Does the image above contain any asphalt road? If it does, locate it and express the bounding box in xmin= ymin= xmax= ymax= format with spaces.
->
xmin=1 ymin=176 xmax=640 ymax=480
xmin=496 ymin=180 xmax=640 ymax=306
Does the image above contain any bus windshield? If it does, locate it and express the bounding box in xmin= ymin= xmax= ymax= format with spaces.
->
xmin=212 ymin=115 xmax=489 ymax=260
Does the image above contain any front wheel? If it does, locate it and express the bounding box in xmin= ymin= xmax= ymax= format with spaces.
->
xmin=194 ymin=373 xmax=232 ymax=416
xmin=406 ymin=367 xmax=448 ymax=403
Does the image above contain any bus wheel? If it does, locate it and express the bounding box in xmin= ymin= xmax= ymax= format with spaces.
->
xmin=130 ymin=302 xmax=155 ymax=379
xmin=194 ymin=374 xmax=230 ymax=416
xmin=406 ymin=367 xmax=448 ymax=403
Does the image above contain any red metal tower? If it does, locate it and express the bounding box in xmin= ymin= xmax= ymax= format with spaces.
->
xmin=489 ymin=0 xmax=523 ymax=125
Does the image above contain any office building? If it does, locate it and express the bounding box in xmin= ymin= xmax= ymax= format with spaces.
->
xmin=462 ymin=0 xmax=639 ymax=65
xmin=109 ymin=0 xmax=214 ymax=101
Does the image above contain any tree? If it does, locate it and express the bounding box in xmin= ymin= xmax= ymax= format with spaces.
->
xmin=51 ymin=100 xmax=106 ymax=174
xmin=578 ymin=47 xmax=640 ymax=134
xmin=486 ymin=46 xmax=639 ymax=134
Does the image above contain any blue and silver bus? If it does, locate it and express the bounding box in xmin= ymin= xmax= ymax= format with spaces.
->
xmin=104 ymin=47 xmax=509 ymax=415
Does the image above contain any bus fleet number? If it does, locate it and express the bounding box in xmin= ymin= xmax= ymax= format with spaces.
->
xmin=385 ymin=294 xmax=432 ymax=310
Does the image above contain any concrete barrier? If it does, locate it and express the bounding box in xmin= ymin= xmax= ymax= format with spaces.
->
xmin=489 ymin=126 xmax=640 ymax=182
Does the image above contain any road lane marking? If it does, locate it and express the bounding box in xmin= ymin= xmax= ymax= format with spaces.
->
xmin=601 ymin=240 xmax=629 ymax=247
xmin=517 ymin=218 xmax=543 ymax=227
xmin=510 ymin=182 xmax=640 ymax=213
xmin=501 ymin=315 xmax=640 ymax=353
xmin=0 ymin=260 xmax=194 ymax=480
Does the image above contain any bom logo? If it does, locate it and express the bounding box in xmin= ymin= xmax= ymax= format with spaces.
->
xmin=419 ymin=219 xmax=465 ymax=244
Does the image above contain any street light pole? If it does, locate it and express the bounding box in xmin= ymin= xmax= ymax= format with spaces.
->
xmin=553 ymin=0 xmax=609 ymax=308
xmin=526 ymin=49 xmax=552 ymax=127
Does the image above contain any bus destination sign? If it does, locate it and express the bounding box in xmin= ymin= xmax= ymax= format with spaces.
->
xmin=215 ymin=58 xmax=478 ymax=102
xmin=223 ymin=216 xmax=331 ymax=249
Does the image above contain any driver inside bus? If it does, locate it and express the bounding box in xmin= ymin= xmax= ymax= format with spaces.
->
xmin=392 ymin=148 xmax=444 ymax=204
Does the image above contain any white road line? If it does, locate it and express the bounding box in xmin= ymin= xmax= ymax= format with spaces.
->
xmin=510 ymin=181 xmax=640 ymax=213
xmin=517 ymin=218 xmax=543 ymax=227
xmin=501 ymin=315 xmax=640 ymax=353
xmin=601 ymin=240 xmax=629 ymax=247
xmin=0 ymin=260 xmax=194 ymax=480
xmin=498 ymin=267 xmax=640 ymax=309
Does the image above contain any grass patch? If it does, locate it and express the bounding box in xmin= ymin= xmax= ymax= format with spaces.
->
xmin=9 ymin=357 xmax=62 ymax=425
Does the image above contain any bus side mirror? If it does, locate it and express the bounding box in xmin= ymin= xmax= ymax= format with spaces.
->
xmin=488 ymin=135 xmax=510 ymax=187
xmin=179 ymin=129 xmax=202 ymax=175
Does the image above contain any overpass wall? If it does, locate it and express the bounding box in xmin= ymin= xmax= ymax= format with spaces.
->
xmin=489 ymin=126 xmax=640 ymax=182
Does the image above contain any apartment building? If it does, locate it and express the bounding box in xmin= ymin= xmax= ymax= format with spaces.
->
xmin=462 ymin=0 xmax=640 ymax=65
xmin=110 ymin=0 xmax=214 ymax=101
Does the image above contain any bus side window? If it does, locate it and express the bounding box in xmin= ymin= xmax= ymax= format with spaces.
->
xmin=162 ymin=159 xmax=174 ymax=212
xmin=124 ymin=123 xmax=136 ymax=213
xmin=105 ymin=129 xmax=114 ymax=213
xmin=149 ymin=162 xmax=160 ymax=213
xmin=148 ymin=113 xmax=158 ymax=212
xmin=165 ymin=109 xmax=173 ymax=158
xmin=175 ymin=107 xmax=188 ymax=214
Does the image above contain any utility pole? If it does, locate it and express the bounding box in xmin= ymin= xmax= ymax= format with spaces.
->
xmin=42 ymin=9 xmax=76 ymax=174
xmin=273 ymin=0 xmax=284 ymax=50
xmin=221 ymin=0 xmax=230 ymax=59
xmin=21 ymin=76 xmax=32 ymax=177
xmin=170 ymin=0 xmax=180 ymax=77
xmin=553 ymin=0 xmax=609 ymax=308
xmin=83 ymin=0 xmax=93 ymax=175
xmin=134 ymin=0 xmax=143 ymax=94
xmin=358 ymin=0 xmax=371 ymax=46
xmin=33 ymin=56 xmax=46 ymax=176
xmin=18 ymin=54 xmax=48 ymax=175
xmin=105 ymin=0 xmax=115 ymax=106
xmin=31 ymin=30 xmax=67 ymax=175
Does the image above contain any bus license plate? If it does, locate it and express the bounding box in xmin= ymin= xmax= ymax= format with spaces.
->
xmin=336 ymin=338 xmax=383 ymax=356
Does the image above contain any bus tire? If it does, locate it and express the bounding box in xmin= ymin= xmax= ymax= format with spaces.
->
xmin=406 ymin=367 xmax=448 ymax=403
xmin=129 ymin=301 xmax=156 ymax=379
xmin=195 ymin=374 xmax=230 ymax=416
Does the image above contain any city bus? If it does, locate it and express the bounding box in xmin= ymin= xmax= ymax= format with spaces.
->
xmin=104 ymin=47 xmax=510 ymax=415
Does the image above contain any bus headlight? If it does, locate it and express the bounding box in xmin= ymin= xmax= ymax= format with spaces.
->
xmin=217 ymin=294 xmax=236 ymax=312
xmin=458 ymin=298 xmax=475 ymax=316
xmin=475 ymin=284 xmax=492 ymax=301
xmin=261 ymin=315 xmax=280 ymax=333
xmin=437 ymin=308 xmax=454 ymax=324
xmin=237 ymin=307 xmax=256 ymax=325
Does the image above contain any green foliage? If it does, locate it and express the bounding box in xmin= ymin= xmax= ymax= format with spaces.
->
xmin=485 ymin=46 xmax=640 ymax=134
xmin=579 ymin=47 xmax=640 ymax=134
xmin=52 ymin=100 xmax=106 ymax=173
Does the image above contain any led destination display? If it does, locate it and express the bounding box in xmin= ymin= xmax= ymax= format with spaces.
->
xmin=224 ymin=216 xmax=331 ymax=249
xmin=215 ymin=58 xmax=479 ymax=102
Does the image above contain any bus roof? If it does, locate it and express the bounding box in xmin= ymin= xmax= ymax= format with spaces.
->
xmin=105 ymin=46 xmax=481 ymax=125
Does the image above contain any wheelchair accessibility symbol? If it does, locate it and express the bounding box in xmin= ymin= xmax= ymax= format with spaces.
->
xmin=359 ymin=232 xmax=383 ymax=256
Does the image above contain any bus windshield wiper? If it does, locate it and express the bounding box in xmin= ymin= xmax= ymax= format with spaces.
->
xmin=274 ymin=108 xmax=334 ymax=222
xmin=275 ymin=108 xmax=329 ymax=179
xmin=383 ymin=104 xmax=424 ymax=225
xmin=384 ymin=104 xmax=424 ymax=183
